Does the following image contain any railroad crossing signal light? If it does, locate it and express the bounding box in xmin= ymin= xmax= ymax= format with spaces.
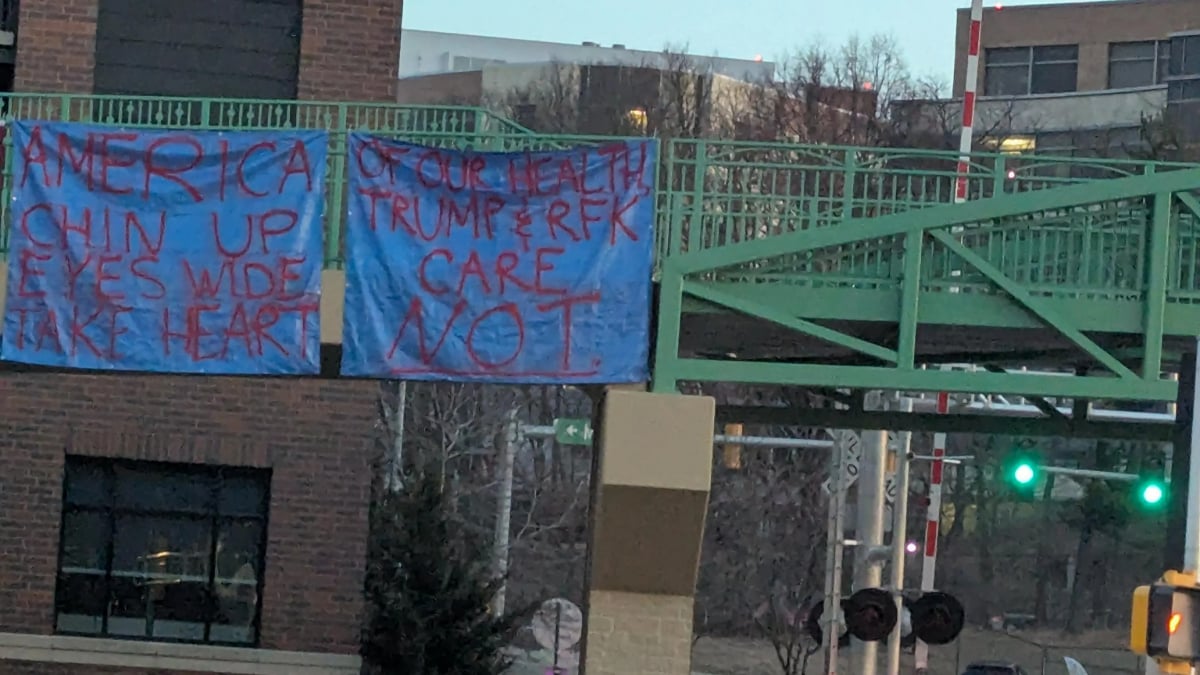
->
xmin=909 ymin=591 xmax=966 ymax=645
xmin=804 ymin=600 xmax=850 ymax=647
xmin=844 ymin=588 xmax=897 ymax=642
xmin=1131 ymin=574 xmax=1200 ymax=661
xmin=806 ymin=590 xmax=965 ymax=645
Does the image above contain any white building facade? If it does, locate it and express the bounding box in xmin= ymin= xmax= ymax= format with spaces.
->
xmin=399 ymin=29 xmax=775 ymax=83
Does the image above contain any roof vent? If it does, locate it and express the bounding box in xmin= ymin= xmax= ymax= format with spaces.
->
xmin=582 ymin=41 xmax=599 ymax=47
xmin=612 ymin=44 xmax=626 ymax=49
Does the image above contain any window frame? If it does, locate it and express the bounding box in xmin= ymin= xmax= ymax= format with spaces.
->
xmin=984 ymin=45 xmax=1079 ymax=96
xmin=54 ymin=457 xmax=271 ymax=647
xmin=1108 ymin=40 xmax=1170 ymax=89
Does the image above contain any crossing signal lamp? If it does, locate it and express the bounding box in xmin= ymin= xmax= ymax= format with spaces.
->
xmin=804 ymin=589 xmax=965 ymax=646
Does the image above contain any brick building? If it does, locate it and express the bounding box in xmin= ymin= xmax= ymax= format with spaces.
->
xmin=898 ymin=0 xmax=1200 ymax=156
xmin=12 ymin=0 xmax=402 ymax=101
xmin=0 ymin=0 xmax=403 ymax=673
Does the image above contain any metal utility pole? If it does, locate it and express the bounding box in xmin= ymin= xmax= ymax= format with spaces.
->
xmin=823 ymin=430 xmax=851 ymax=675
xmin=387 ymin=380 xmax=408 ymax=492
xmin=886 ymin=398 xmax=914 ymax=675
xmin=491 ymin=409 xmax=519 ymax=616
xmin=1182 ymin=340 xmax=1200 ymax=675
xmin=853 ymin=423 xmax=889 ymax=675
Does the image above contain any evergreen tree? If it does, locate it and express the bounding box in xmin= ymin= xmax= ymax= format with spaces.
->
xmin=362 ymin=467 xmax=526 ymax=675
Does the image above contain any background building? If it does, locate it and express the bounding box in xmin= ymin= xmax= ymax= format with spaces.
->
xmin=398 ymin=29 xmax=775 ymax=82
xmin=9 ymin=0 xmax=403 ymax=100
xmin=0 ymin=1 xmax=403 ymax=673
xmin=900 ymin=0 xmax=1200 ymax=157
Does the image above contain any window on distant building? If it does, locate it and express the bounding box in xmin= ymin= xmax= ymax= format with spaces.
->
xmin=1109 ymin=41 xmax=1170 ymax=89
xmin=55 ymin=458 xmax=270 ymax=646
xmin=984 ymin=45 xmax=1078 ymax=96
xmin=1168 ymin=33 xmax=1200 ymax=103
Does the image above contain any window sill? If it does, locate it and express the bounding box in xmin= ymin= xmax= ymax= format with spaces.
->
xmin=0 ymin=632 xmax=361 ymax=675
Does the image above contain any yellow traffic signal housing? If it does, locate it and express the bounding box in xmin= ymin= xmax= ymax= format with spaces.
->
xmin=1131 ymin=571 xmax=1200 ymax=665
xmin=722 ymin=423 xmax=743 ymax=470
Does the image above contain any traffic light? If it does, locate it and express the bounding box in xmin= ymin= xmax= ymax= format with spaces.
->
xmin=1136 ymin=478 xmax=1167 ymax=508
xmin=1013 ymin=461 xmax=1036 ymax=486
xmin=1002 ymin=442 xmax=1040 ymax=496
xmin=721 ymin=423 xmax=743 ymax=470
xmin=1131 ymin=571 xmax=1200 ymax=663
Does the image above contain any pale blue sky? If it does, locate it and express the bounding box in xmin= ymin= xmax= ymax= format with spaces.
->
xmin=404 ymin=0 xmax=1089 ymax=84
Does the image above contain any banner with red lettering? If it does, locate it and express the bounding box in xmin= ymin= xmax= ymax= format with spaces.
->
xmin=1 ymin=122 xmax=327 ymax=374
xmin=341 ymin=136 xmax=657 ymax=383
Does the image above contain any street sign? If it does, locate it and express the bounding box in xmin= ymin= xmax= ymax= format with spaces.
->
xmin=822 ymin=430 xmax=863 ymax=495
xmin=554 ymin=418 xmax=594 ymax=445
xmin=821 ymin=430 xmax=902 ymax=503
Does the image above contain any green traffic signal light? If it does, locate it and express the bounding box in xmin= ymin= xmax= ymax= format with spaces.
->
xmin=1139 ymin=480 xmax=1166 ymax=507
xmin=1013 ymin=462 xmax=1036 ymax=485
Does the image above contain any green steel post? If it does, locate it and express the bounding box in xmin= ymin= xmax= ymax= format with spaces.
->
xmin=325 ymin=103 xmax=349 ymax=267
xmin=992 ymin=154 xmax=1007 ymax=197
xmin=685 ymin=140 xmax=707 ymax=256
xmin=651 ymin=264 xmax=685 ymax=393
xmin=1143 ymin=190 xmax=1173 ymax=380
xmin=841 ymin=150 xmax=857 ymax=220
xmin=897 ymin=230 xmax=925 ymax=369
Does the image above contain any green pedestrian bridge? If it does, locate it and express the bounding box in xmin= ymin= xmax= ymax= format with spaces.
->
xmin=0 ymin=94 xmax=1197 ymax=412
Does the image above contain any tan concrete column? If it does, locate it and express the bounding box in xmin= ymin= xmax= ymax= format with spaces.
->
xmin=581 ymin=389 xmax=715 ymax=675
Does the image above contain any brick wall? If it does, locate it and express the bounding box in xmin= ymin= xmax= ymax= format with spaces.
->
xmin=0 ymin=372 xmax=379 ymax=656
xmin=584 ymin=591 xmax=694 ymax=675
xmin=12 ymin=0 xmax=98 ymax=92
xmin=13 ymin=0 xmax=404 ymax=100
xmin=298 ymin=0 xmax=404 ymax=102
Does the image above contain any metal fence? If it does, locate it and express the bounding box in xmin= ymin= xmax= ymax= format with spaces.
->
xmin=0 ymin=92 xmax=1193 ymax=278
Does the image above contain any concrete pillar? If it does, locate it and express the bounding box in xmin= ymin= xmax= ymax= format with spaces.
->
xmin=581 ymin=389 xmax=715 ymax=675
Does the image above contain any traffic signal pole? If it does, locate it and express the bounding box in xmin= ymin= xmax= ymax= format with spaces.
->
xmin=1181 ymin=342 xmax=1200 ymax=675
xmin=1145 ymin=345 xmax=1200 ymax=675
xmin=887 ymin=398 xmax=914 ymax=675
xmin=854 ymin=425 xmax=889 ymax=675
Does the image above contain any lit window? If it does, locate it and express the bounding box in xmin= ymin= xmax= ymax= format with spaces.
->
xmin=983 ymin=135 xmax=1037 ymax=154
xmin=626 ymin=107 xmax=648 ymax=132
xmin=55 ymin=458 xmax=270 ymax=645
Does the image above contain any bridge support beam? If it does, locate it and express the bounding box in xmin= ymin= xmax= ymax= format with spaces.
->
xmin=581 ymin=388 xmax=714 ymax=675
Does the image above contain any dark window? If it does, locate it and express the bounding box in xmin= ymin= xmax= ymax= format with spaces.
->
xmin=984 ymin=45 xmax=1078 ymax=96
xmin=56 ymin=458 xmax=270 ymax=646
xmin=93 ymin=0 xmax=302 ymax=100
xmin=1169 ymin=34 xmax=1200 ymax=79
xmin=1109 ymin=40 xmax=1170 ymax=88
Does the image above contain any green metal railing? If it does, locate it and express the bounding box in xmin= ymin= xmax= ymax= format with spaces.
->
xmin=0 ymin=93 xmax=1193 ymax=284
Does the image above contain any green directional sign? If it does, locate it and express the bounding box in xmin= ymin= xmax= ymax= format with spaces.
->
xmin=554 ymin=418 xmax=594 ymax=445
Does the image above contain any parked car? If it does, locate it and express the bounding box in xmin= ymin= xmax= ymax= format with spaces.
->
xmin=961 ymin=661 xmax=1030 ymax=675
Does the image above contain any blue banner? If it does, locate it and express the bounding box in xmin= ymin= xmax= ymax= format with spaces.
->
xmin=2 ymin=122 xmax=327 ymax=374
xmin=341 ymin=136 xmax=657 ymax=382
